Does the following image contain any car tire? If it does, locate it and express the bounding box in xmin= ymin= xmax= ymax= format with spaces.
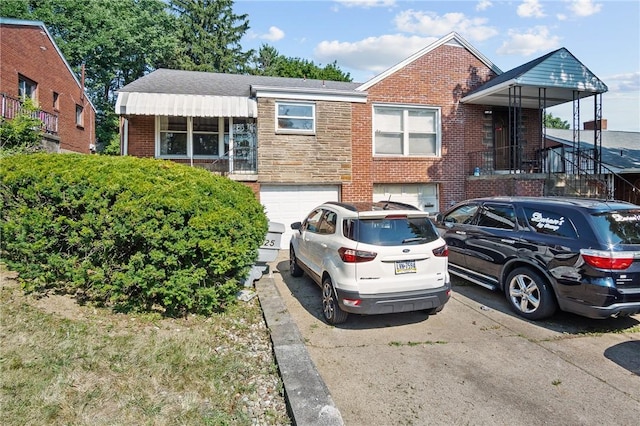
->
xmin=289 ymin=246 xmax=304 ymax=277
xmin=322 ymin=277 xmax=348 ymax=325
xmin=505 ymin=267 xmax=557 ymax=320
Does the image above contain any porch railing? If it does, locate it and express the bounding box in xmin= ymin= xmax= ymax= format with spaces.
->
xmin=469 ymin=145 xmax=640 ymax=201
xmin=1 ymin=93 xmax=59 ymax=136
xmin=468 ymin=145 xmax=542 ymax=175
xmin=193 ymin=145 xmax=257 ymax=175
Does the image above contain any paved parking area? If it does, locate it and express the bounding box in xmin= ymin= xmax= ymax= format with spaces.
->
xmin=265 ymin=251 xmax=640 ymax=426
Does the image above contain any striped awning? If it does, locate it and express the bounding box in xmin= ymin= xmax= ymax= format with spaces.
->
xmin=115 ymin=92 xmax=258 ymax=117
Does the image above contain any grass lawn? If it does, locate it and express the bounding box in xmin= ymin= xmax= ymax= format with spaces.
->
xmin=0 ymin=267 xmax=291 ymax=425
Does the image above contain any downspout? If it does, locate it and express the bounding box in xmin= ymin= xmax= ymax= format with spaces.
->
xmin=122 ymin=117 xmax=128 ymax=155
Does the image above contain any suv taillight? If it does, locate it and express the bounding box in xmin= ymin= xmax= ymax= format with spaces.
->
xmin=339 ymin=247 xmax=377 ymax=263
xmin=433 ymin=244 xmax=448 ymax=257
xmin=581 ymin=249 xmax=634 ymax=270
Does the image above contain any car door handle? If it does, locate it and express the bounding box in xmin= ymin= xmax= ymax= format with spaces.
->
xmin=455 ymin=231 xmax=466 ymax=235
xmin=501 ymin=239 xmax=515 ymax=244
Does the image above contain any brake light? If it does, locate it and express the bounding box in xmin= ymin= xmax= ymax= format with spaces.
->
xmin=338 ymin=247 xmax=377 ymax=263
xmin=581 ymin=249 xmax=633 ymax=270
xmin=433 ymin=244 xmax=449 ymax=257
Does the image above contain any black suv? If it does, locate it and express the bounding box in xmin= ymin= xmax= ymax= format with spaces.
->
xmin=435 ymin=196 xmax=640 ymax=320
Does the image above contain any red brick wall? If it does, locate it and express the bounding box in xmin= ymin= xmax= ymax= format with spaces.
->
xmin=466 ymin=176 xmax=545 ymax=199
xmin=0 ymin=23 xmax=95 ymax=153
xmin=123 ymin=115 xmax=155 ymax=157
xmin=345 ymin=43 xmax=498 ymax=211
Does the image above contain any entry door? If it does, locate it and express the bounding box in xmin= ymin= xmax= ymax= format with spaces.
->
xmin=494 ymin=113 xmax=510 ymax=170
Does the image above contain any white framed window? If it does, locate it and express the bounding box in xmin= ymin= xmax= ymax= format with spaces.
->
xmin=276 ymin=101 xmax=315 ymax=133
xmin=156 ymin=116 xmax=255 ymax=159
xmin=18 ymin=75 xmax=37 ymax=100
xmin=373 ymin=105 xmax=440 ymax=157
xmin=193 ymin=117 xmax=220 ymax=157
xmin=75 ymin=104 xmax=84 ymax=127
xmin=158 ymin=116 xmax=188 ymax=157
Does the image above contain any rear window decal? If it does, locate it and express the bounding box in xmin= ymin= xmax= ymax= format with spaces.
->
xmin=611 ymin=213 xmax=640 ymax=223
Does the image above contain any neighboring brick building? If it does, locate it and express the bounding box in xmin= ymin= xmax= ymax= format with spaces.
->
xmin=0 ymin=18 xmax=96 ymax=153
xmin=116 ymin=32 xmax=608 ymax=243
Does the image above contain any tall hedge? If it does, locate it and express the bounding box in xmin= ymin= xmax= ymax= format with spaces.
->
xmin=0 ymin=154 xmax=268 ymax=316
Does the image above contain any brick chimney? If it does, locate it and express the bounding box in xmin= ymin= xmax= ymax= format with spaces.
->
xmin=584 ymin=119 xmax=607 ymax=130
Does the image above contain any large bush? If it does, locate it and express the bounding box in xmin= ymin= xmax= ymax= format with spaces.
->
xmin=0 ymin=154 xmax=268 ymax=316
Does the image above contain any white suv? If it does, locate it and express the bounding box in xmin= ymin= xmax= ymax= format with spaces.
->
xmin=289 ymin=201 xmax=451 ymax=324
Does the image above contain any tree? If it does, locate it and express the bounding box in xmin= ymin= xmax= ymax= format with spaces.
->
xmin=170 ymin=0 xmax=254 ymax=73
xmin=544 ymin=113 xmax=570 ymax=129
xmin=251 ymin=44 xmax=352 ymax=82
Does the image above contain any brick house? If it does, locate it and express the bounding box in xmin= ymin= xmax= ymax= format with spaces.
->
xmin=0 ymin=18 xmax=96 ymax=153
xmin=116 ymin=32 xmax=608 ymax=242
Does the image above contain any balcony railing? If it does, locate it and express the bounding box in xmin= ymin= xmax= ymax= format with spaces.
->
xmin=1 ymin=93 xmax=59 ymax=136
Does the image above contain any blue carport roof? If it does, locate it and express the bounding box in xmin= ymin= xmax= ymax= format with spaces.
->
xmin=461 ymin=48 xmax=608 ymax=109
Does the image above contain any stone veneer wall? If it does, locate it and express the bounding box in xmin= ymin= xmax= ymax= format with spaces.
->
xmin=256 ymin=98 xmax=352 ymax=184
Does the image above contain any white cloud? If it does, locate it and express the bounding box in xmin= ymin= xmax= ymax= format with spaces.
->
xmin=517 ymin=0 xmax=545 ymax=18
xmin=605 ymin=71 xmax=640 ymax=93
xmin=260 ymin=26 xmax=285 ymax=42
xmin=393 ymin=9 xmax=498 ymax=41
xmin=333 ymin=0 xmax=396 ymax=8
xmin=315 ymin=34 xmax=438 ymax=78
xmin=476 ymin=0 xmax=493 ymax=11
xmin=497 ymin=26 xmax=561 ymax=56
xmin=556 ymin=13 xmax=567 ymax=21
xmin=567 ymin=0 xmax=603 ymax=17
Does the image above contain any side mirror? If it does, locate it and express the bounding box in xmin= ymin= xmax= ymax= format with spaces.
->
xmin=435 ymin=213 xmax=444 ymax=224
xmin=290 ymin=221 xmax=302 ymax=231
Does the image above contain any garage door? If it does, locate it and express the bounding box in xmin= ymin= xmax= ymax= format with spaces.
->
xmin=261 ymin=185 xmax=340 ymax=248
xmin=373 ymin=184 xmax=439 ymax=215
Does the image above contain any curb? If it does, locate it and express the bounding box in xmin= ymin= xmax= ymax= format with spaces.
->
xmin=255 ymin=274 xmax=344 ymax=426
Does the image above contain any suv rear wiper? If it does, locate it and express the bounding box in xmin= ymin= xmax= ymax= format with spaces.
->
xmin=402 ymin=237 xmax=428 ymax=244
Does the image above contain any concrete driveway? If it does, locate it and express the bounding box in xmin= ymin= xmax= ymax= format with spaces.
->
xmin=266 ymin=250 xmax=640 ymax=426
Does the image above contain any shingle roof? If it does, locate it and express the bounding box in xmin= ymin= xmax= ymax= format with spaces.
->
xmin=118 ymin=68 xmax=362 ymax=96
xmin=545 ymin=128 xmax=640 ymax=170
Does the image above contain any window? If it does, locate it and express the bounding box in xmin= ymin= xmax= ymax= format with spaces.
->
xmin=159 ymin=116 xmax=187 ymax=156
xmin=476 ymin=204 xmax=516 ymax=230
xmin=344 ymin=217 xmax=439 ymax=245
xmin=304 ymin=209 xmax=324 ymax=233
xmin=75 ymin=104 xmax=84 ymax=127
xmin=591 ymin=210 xmax=640 ymax=244
xmin=444 ymin=204 xmax=479 ymax=225
xmin=193 ymin=117 xmax=219 ymax=156
xmin=18 ymin=75 xmax=37 ymax=99
xmin=524 ymin=208 xmax=577 ymax=239
xmin=276 ymin=102 xmax=314 ymax=133
xmin=53 ymin=92 xmax=60 ymax=110
xmin=373 ymin=105 xmax=439 ymax=156
xmin=156 ymin=116 xmax=256 ymax=159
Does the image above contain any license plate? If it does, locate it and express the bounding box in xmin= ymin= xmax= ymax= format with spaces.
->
xmin=395 ymin=260 xmax=416 ymax=274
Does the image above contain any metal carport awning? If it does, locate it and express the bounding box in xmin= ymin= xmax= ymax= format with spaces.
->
xmin=115 ymin=92 xmax=258 ymax=117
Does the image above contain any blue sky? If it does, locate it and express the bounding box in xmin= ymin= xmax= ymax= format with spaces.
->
xmin=235 ymin=0 xmax=640 ymax=131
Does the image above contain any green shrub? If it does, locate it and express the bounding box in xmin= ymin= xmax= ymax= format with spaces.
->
xmin=0 ymin=98 xmax=43 ymax=156
xmin=0 ymin=154 xmax=268 ymax=316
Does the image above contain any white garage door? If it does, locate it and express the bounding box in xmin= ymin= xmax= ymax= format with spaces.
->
xmin=261 ymin=185 xmax=340 ymax=248
xmin=373 ymin=184 xmax=439 ymax=215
